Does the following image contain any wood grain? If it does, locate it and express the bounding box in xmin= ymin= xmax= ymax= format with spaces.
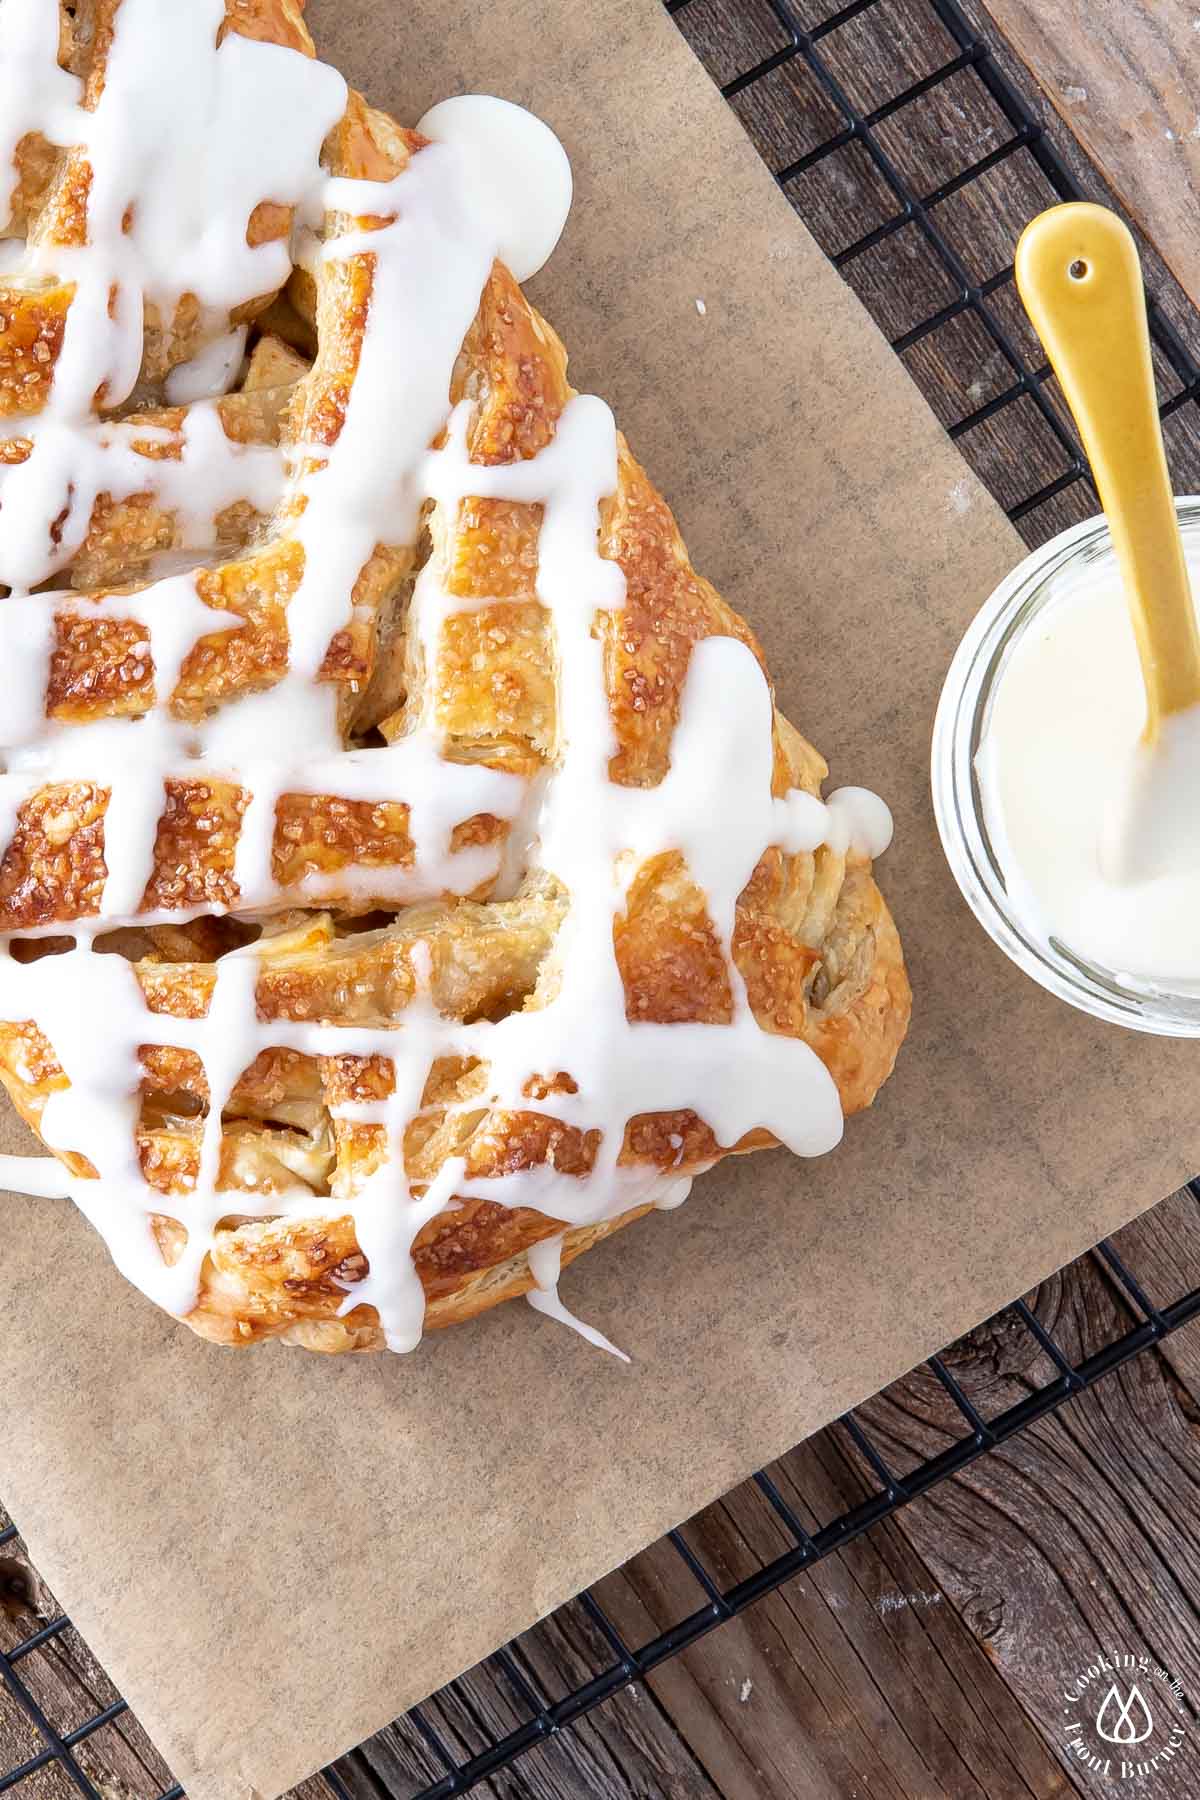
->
xmin=680 ymin=0 xmax=1200 ymax=550
xmin=322 ymin=1189 xmax=1200 ymax=1800
xmin=848 ymin=1191 xmax=1200 ymax=1798
xmin=592 ymin=1465 xmax=1078 ymax=1798
xmin=337 ymin=1615 xmax=727 ymax=1800
xmin=977 ymin=0 xmax=1200 ymax=310
xmin=0 ymin=1518 xmax=176 ymax=1800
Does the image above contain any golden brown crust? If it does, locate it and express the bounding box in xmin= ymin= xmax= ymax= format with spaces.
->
xmin=181 ymin=1204 xmax=652 ymax=1350
xmin=0 ymin=3 xmax=910 ymax=1351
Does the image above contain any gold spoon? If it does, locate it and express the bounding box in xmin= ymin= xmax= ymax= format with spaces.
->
xmin=1016 ymin=201 xmax=1200 ymax=882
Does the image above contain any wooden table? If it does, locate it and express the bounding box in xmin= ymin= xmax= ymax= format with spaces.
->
xmin=6 ymin=3 xmax=1200 ymax=1797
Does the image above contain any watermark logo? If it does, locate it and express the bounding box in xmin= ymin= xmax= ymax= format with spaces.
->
xmin=1095 ymin=1683 xmax=1153 ymax=1747
xmin=1061 ymin=1654 xmax=1189 ymax=1782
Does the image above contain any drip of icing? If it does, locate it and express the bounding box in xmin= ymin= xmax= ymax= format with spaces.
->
xmin=825 ymin=787 xmax=893 ymax=859
xmin=0 ymin=3 xmax=897 ymax=1357
xmin=654 ymin=1179 xmax=692 ymax=1210
xmin=415 ymin=96 xmax=572 ymax=283
xmin=0 ymin=1154 xmax=70 ymax=1199
xmin=164 ymin=326 xmax=249 ymax=404
xmin=526 ymin=1232 xmax=631 ymax=1362
xmin=525 ymin=1287 xmax=631 ymax=1361
xmin=527 ymin=1234 xmax=564 ymax=1290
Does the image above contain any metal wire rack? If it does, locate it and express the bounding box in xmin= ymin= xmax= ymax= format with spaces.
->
xmin=5 ymin=1 xmax=1200 ymax=1796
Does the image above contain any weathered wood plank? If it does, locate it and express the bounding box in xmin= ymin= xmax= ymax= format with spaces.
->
xmin=333 ymin=1601 xmax=727 ymax=1799
xmin=591 ymin=1426 xmax=1080 ymax=1798
xmin=0 ymin=1515 xmax=175 ymax=1800
xmin=683 ymin=0 xmax=1200 ymax=550
xmin=847 ymin=1188 xmax=1200 ymax=1798
xmin=977 ymin=0 xmax=1200 ymax=309
xmin=0 ymin=1513 xmax=344 ymax=1800
xmin=573 ymin=1194 xmax=1200 ymax=1800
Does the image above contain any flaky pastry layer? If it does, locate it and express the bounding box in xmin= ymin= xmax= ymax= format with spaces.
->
xmin=0 ymin=0 xmax=910 ymax=1352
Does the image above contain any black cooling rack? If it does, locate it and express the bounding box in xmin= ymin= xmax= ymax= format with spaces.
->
xmin=6 ymin=1 xmax=1200 ymax=1796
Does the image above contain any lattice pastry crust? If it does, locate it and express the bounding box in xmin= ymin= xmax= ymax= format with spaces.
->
xmin=0 ymin=0 xmax=910 ymax=1354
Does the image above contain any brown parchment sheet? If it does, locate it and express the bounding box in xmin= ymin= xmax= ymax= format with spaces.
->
xmin=1 ymin=3 xmax=1197 ymax=1797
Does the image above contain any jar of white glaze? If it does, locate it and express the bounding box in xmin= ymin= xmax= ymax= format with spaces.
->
xmin=932 ymin=497 xmax=1200 ymax=1037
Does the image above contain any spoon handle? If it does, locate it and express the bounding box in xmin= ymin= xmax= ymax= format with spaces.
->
xmin=1015 ymin=202 xmax=1200 ymax=735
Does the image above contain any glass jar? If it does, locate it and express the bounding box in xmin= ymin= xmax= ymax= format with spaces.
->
xmin=932 ymin=496 xmax=1200 ymax=1037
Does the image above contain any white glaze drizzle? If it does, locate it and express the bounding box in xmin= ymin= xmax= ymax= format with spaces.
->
xmin=0 ymin=0 xmax=341 ymax=595
xmin=0 ymin=399 xmax=287 ymax=595
xmin=0 ymin=0 xmax=896 ymax=1353
xmin=415 ymin=96 xmax=573 ymax=284
xmin=0 ymin=1151 xmax=69 ymax=1197
xmin=526 ymin=1232 xmax=630 ymax=1362
xmin=0 ymin=0 xmax=80 ymax=239
xmin=164 ymin=326 xmax=248 ymax=404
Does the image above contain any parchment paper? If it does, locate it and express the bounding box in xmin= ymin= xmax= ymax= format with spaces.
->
xmin=1 ymin=3 xmax=1196 ymax=1797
